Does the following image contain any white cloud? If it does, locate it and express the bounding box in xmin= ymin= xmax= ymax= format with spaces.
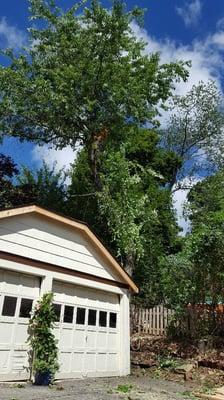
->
xmin=32 ymin=145 xmax=79 ymax=174
xmin=173 ymin=187 xmax=190 ymax=236
xmin=176 ymin=0 xmax=202 ymax=27
xmin=210 ymin=32 xmax=224 ymax=48
xmin=0 ymin=17 xmax=26 ymax=49
xmin=131 ymin=22 xmax=222 ymax=97
xmin=172 ymin=177 xmax=201 ymax=235
xmin=217 ymin=17 xmax=224 ymax=31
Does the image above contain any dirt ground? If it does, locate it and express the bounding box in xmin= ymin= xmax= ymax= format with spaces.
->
xmin=0 ymin=372 xmax=198 ymax=400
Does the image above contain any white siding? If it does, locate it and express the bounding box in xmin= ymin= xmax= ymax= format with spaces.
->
xmin=0 ymin=214 xmax=122 ymax=282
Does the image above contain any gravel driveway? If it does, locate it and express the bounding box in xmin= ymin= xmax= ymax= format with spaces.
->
xmin=0 ymin=375 xmax=194 ymax=400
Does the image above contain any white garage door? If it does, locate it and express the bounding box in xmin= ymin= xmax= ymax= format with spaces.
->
xmin=53 ymin=281 xmax=120 ymax=379
xmin=0 ymin=269 xmax=40 ymax=381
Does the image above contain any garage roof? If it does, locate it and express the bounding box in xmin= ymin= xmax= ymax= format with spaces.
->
xmin=0 ymin=205 xmax=139 ymax=294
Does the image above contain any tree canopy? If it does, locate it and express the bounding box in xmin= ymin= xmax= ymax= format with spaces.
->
xmin=0 ymin=0 xmax=188 ymax=188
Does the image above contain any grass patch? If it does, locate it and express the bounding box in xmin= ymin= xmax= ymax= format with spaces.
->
xmin=180 ymin=391 xmax=198 ymax=399
xmin=159 ymin=357 xmax=183 ymax=370
xmin=116 ymin=384 xmax=134 ymax=393
xmin=12 ymin=383 xmax=25 ymax=389
xmin=201 ymin=385 xmax=216 ymax=395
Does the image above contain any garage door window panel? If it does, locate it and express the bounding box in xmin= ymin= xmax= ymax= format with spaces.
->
xmin=63 ymin=305 xmax=74 ymax=324
xmin=109 ymin=312 xmax=117 ymax=329
xmin=88 ymin=309 xmax=97 ymax=326
xmin=53 ymin=303 xmax=62 ymax=322
xmin=19 ymin=298 xmax=33 ymax=318
xmin=2 ymin=296 xmax=17 ymax=317
xmin=76 ymin=307 xmax=86 ymax=325
xmin=99 ymin=311 xmax=107 ymax=327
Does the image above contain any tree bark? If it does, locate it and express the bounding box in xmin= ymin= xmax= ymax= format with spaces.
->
xmin=124 ymin=252 xmax=136 ymax=277
xmin=87 ymin=129 xmax=108 ymax=190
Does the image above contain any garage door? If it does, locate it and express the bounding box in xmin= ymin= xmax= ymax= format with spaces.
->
xmin=0 ymin=269 xmax=40 ymax=381
xmin=53 ymin=281 xmax=120 ymax=379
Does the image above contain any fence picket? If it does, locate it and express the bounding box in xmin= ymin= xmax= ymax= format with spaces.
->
xmin=130 ymin=304 xmax=174 ymax=336
xmin=157 ymin=305 xmax=160 ymax=335
xmin=160 ymin=305 xmax=164 ymax=335
xmin=146 ymin=308 xmax=149 ymax=334
xmin=149 ymin=307 xmax=152 ymax=335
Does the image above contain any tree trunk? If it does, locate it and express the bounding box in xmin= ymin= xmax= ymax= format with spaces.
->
xmin=87 ymin=129 xmax=108 ymax=190
xmin=124 ymin=252 xmax=136 ymax=277
xmin=88 ymin=142 xmax=102 ymax=190
xmin=168 ymin=165 xmax=179 ymax=191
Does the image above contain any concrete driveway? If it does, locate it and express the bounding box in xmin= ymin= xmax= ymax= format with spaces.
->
xmin=0 ymin=375 xmax=193 ymax=400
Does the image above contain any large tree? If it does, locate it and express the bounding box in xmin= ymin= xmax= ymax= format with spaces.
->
xmin=0 ymin=0 xmax=190 ymax=281
xmin=0 ymin=0 xmax=188 ymax=190
xmin=68 ymin=128 xmax=182 ymax=284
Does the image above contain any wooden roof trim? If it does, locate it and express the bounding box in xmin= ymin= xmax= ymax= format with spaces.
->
xmin=0 ymin=205 xmax=139 ymax=293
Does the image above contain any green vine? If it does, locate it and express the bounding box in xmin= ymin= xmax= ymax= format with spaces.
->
xmin=28 ymin=292 xmax=59 ymax=380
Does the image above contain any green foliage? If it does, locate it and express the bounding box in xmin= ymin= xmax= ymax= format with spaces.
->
xmin=133 ymin=186 xmax=182 ymax=306
xmin=190 ymin=224 xmax=224 ymax=305
xmin=0 ymin=156 xmax=67 ymax=212
xmin=187 ymin=170 xmax=224 ymax=227
xmin=17 ymin=161 xmax=68 ymax=212
xmin=0 ymin=153 xmax=20 ymax=209
xmin=28 ymin=292 xmax=59 ymax=378
xmin=184 ymin=173 xmax=224 ymax=306
xmin=98 ymin=149 xmax=149 ymax=261
xmin=158 ymin=357 xmax=181 ymax=370
xmin=115 ymin=384 xmax=133 ymax=393
xmin=67 ymin=151 xmax=109 ymax=238
xmin=126 ymin=127 xmax=182 ymax=185
xmin=160 ymin=245 xmax=194 ymax=310
xmin=67 ymin=128 xmax=181 ymax=297
xmin=162 ymin=221 xmax=224 ymax=305
xmin=160 ymin=219 xmax=224 ymax=338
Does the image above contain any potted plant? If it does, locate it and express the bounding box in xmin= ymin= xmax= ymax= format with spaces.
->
xmin=28 ymin=292 xmax=59 ymax=385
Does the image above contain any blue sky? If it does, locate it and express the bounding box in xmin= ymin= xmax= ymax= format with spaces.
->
xmin=1 ymin=0 xmax=224 ymax=230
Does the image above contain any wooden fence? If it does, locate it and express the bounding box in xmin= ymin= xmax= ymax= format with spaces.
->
xmin=130 ymin=304 xmax=174 ymax=336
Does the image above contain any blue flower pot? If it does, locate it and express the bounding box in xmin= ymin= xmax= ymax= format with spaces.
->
xmin=34 ymin=371 xmax=52 ymax=386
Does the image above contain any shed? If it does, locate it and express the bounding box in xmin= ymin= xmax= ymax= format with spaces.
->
xmin=0 ymin=205 xmax=138 ymax=381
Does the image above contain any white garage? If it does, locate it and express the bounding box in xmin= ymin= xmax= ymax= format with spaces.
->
xmin=0 ymin=205 xmax=138 ymax=381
